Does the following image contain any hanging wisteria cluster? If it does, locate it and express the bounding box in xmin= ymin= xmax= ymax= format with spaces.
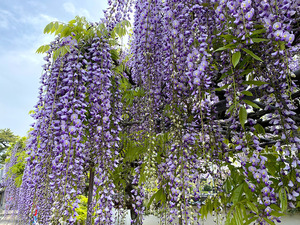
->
xmin=13 ymin=18 xmax=123 ymax=224
xmin=126 ymin=0 xmax=300 ymax=224
xmin=2 ymin=0 xmax=299 ymax=224
xmin=2 ymin=142 xmax=21 ymax=213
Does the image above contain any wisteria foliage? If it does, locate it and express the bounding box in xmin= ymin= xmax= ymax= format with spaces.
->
xmin=2 ymin=0 xmax=300 ymax=225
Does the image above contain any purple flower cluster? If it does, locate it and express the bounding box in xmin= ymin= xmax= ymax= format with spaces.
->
xmin=105 ymin=0 xmax=134 ymax=31
xmin=1 ymin=143 xmax=21 ymax=216
xmin=127 ymin=0 xmax=299 ymax=223
xmin=17 ymin=27 xmax=122 ymax=224
xmin=10 ymin=0 xmax=299 ymax=224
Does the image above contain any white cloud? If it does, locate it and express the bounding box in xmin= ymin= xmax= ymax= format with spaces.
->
xmin=0 ymin=9 xmax=17 ymax=29
xmin=77 ymin=8 xmax=91 ymax=19
xmin=63 ymin=2 xmax=76 ymax=15
xmin=63 ymin=2 xmax=91 ymax=20
xmin=0 ymin=6 xmax=57 ymax=32
xmin=19 ymin=13 xmax=58 ymax=28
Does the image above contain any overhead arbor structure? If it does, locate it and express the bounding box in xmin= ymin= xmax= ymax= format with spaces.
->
xmin=4 ymin=0 xmax=300 ymax=224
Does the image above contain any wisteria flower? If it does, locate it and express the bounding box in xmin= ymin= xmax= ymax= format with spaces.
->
xmin=274 ymin=30 xmax=283 ymax=41
xmin=249 ymin=183 xmax=256 ymax=192
xmin=265 ymin=206 xmax=272 ymax=216
xmin=172 ymin=20 xmax=179 ymax=28
xmin=245 ymin=8 xmax=254 ymax=21
xmin=69 ymin=126 xmax=76 ymax=135
xmin=262 ymin=187 xmax=270 ymax=196
xmin=287 ymin=33 xmax=295 ymax=45
xmin=71 ymin=113 xmax=78 ymax=121
xmin=273 ymin=22 xmax=281 ymax=30
xmin=241 ymin=0 xmax=251 ymax=10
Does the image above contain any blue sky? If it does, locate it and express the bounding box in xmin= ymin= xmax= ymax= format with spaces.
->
xmin=0 ymin=0 xmax=108 ymax=137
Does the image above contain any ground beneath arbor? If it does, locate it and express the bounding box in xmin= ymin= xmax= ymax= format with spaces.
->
xmin=1 ymin=210 xmax=300 ymax=224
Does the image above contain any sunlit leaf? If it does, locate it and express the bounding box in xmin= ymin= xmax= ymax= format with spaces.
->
xmin=251 ymin=38 xmax=268 ymax=43
xmin=243 ymin=99 xmax=260 ymax=109
xmin=232 ymin=51 xmax=241 ymax=68
xmin=279 ymin=187 xmax=287 ymax=212
xmin=231 ymin=183 xmax=244 ymax=204
xmin=214 ymin=43 xmax=238 ymax=52
xmin=44 ymin=22 xmax=54 ymax=34
xmin=246 ymin=202 xmax=258 ymax=214
xmin=254 ymin=124 xmax=265 ymax=135
xmin=250 ymin=28 xmax=266 ymax=36
xmin=241 ymin=91 xmax=253 ymax=96
xmin=242 ymin=48 xmax=263 ymax=62
xmin=239 ymin=107 xmax=247 ymax=130
xmin=242 ymin=80 xmax=268 ymax=86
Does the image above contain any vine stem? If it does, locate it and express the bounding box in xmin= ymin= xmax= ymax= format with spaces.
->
xmin=86 ymin=164 xmax=95 ymax=225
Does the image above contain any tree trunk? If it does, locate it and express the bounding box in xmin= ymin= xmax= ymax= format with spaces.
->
xmin=86 ymin=166 xmax=95 ymax=225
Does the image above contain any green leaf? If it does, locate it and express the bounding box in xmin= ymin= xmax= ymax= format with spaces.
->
xmin=224 ymin=178 xmax=232 ymax=193
xmin=254 ymin=124 xmax=265 ymax=135
xmin=223 ymin=138 xmax=229 ymax=145
xmin=68 ymin=19 xmax=76 ymax=25
xmin=243 ymin=183 xmax=252 ymax=200
xmin=55 ymin=24 xmax=65 ymax=36
xmin=244 ymin=216 xmax=258 ymax=225
xmin=242 ymin=80 xmax=268 ymax=86
xmin=225 ymin=215 xmax=233 ymax=225
xmin=214 ymin=84 xmax=230 ymax=91
xmin=200 ymin=204 xmax=208 ymax=219
xmin=242 ymin=48 xmax=263 ymax=62
xmin=270 ymin=204 xmax=282 ymax=212
xmin=251 ymin=38 xmax=268 ymax=43
xmin=250 ymin=28 xmax=266 ymax=36
xmin=241 ymin=91 xmax=253 ymax=96
xmin=36 ymin=45 xmax=50 ymax=54
xmin=214 ymin=43 xmax=238 ymax=52
xmin=43 ymin=22 xmax=54 ymax=34
xmin=28 ymin=110 xmax=35 ymax=115
xmin=147 ymin=193 xmax=156 ymax=209
xmin=221 ymin=34 xmax=236 ymax=41
xmin=238 ymin=56 xmax=251 ymax=70
xmin=147 ymin=188 xmax=166 ymax=209
xmin=50 ymin=21 xmax=59 ymax=34
xmin=243 ymin=100 xmax=260 ymax=109
xmin=113 ymin=20 xmax=129 ymax=38
xmin=61 ymin=26 xmax=71 ymax=37
xmin=122 ymin=20 xmax=131 ymax=27
xmin=279 ymin=187 xmax=287 ymax=212
xmin=279 ymin=41 xmax=285 ymax=50
xmin=110 ymin=49 xmax=119 ymax=61
xmin=15 ymin=176 xmax=23 ymax=187
xmin=240 ymin=69 xmax=253 ymax=77
xmin=219 ymin=70 xmax=233 ymax=81
xmin=226 ymin=104 xmax=235 ymax=115
xmin=234 ymin=207 xmax=243 ymax=225
xmin=139 ymin=172 xmax=146 ymax=185
xmin=240 ymin=204 xmax=247 ymax=218
xmin=264 ymin=218 xmax=276 ymax=225
xmin=231 ymin=183 xmax=244 ymax=204
xmin=52 ymin=48 xmax=61 ymax=62
xmin=246 ymin=202 xmax=258 ymax=214
xmin=52 ymin=46 xmax=70 ymax=62
xmin=270 ymin=211 xmax=285 ymax=217
xmin=239 ymin=107 xmax=247 ymax=130
xmin=232 ymin=52 xmax=241 ymax=68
